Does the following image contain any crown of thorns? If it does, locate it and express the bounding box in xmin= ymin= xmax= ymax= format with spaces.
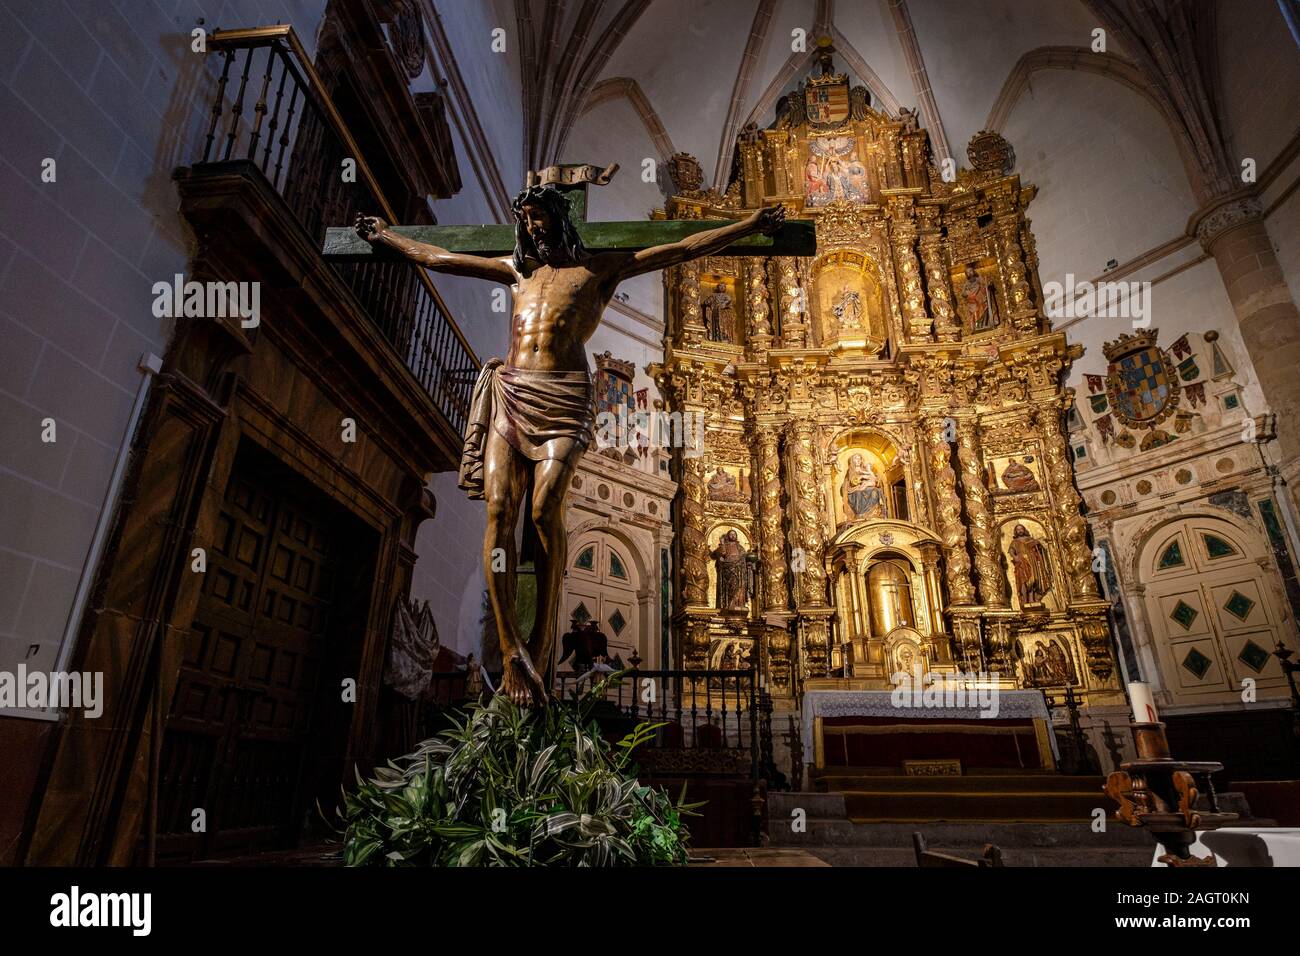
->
xmin=511 ymin=184 xmax=568 ymax=218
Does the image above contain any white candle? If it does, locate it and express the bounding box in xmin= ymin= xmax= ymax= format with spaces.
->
xmin=1128 ymin=681 xmax=1159 ymax=723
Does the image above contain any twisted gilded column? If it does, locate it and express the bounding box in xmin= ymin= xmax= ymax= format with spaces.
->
xmin=990 ymin=190 xmax=1036 ymax=334
xmin=785 ymin=419 xmax=827 ymax=607
xmin=918 ymin=210 xmax=960 ymax=342
xmin=679 ymin=453 xmax=709 ymax=606
xmin=1034 ymin=403 xmax=1099 ymax=599
xmin=888 ymin=197 xmax=931 ymax=341
xmin=755 ymin=426 xmax=788 ymax=611
xmin=675 ymin=260 xmax=704 ymax=347
xmin=774 ymin=257 xmax=806 ymax=348
xmin=755 ymin=425 xmax=792 ymax=691
xmin=922 ymin=416 xmax=976 ymax=605
xmin=955 ymin=417 xmax=1008 ymax=606
xmin=744 ymin=257 xmax=772 ymax=357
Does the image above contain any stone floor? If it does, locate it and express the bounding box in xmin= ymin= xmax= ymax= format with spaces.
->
xmin=688 ymin=848 xmax=830 ymax=867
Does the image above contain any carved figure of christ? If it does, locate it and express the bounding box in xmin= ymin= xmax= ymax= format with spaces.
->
xmin=352 ymin=190 xmax=789 ymax=706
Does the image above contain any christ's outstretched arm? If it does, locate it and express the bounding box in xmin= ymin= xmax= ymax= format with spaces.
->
xmin=617 ymin=204 xmax=787 ymax=280
xmin=355 ymin=214 xmax=516 ymax=283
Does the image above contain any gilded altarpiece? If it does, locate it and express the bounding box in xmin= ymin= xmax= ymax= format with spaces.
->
xmin=652 ymin=55 xmax=1123 ymax=711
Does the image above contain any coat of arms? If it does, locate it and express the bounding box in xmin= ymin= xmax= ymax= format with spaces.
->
xmin=1103 ymin=330 xmax=1180 ymax=429
xmin=593 ymin=350 xmax=635 ymax=418
xmin=806 ymin=72 xmax=851 ymax=128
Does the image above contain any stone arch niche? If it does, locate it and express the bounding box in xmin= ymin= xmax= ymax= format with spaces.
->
xmin=829 ymin=428 xmax=909 ymax=528
xmin=824 ymin=519 xmax=952 ymax=685
xmin=705 ymin=523 xmax=754 ymax=614
xmin=810 ymin=249 xmax=888 ymax=354
xmin=1132 ymin=512 xmax=1296 ymax=707
xmin=999 ymin=516 xmax=1061 ymax=612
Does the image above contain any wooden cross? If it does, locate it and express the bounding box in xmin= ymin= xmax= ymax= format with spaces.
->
xmin=320 ymin=169 xmax=816 ymax=261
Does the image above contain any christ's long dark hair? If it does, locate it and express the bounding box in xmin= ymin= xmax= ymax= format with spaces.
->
xmin=511 ymin=184 xmax=586 ymax=271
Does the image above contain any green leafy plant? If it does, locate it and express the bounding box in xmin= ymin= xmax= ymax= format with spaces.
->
xmin=333 ymin=681 xmax=697 ymax=866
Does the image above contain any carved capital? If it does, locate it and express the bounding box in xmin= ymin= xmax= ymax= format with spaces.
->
xmin=1194 ymin=193 xmax=1264 ymax=253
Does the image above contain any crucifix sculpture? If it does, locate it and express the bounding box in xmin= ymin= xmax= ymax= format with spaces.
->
xmin=329 ymin=163 xmax=814 ymax=706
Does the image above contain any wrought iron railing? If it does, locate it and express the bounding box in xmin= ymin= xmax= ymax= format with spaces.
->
xmin=194 ymin=26 xmax=478 ymax=435
xmin=417 ymin=666 xmax=766 ymax=782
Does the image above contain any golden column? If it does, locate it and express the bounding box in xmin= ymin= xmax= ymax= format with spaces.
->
xmin=955 ymin=417 xmax=1008 ymax=607
xmin=922 ymin=415 xmax=976 ymax=606
xmin=774 ymin=257 xmax=806 ymax=348
xmin=755 ymin=423 xmax=793 ymax=692
xmin=786 ymin=418 xmax=831 ymax=678
xmin=678 ymin=439 xmax=710 ymax=608
xmin=1034 ymin=401 xmax=1100 ymax=599
xmin=990 ymin=188 xmax=1037 ymax=335
xmin=744 ymin=257 xmax=772 ymax=357
xmin=917 ymin=207 xmax=960 ymax=342
xmin=887 ymin=196 xmax=931 ymax=342
xmin=675 ymin=259 xmax=705 ymax=348
xmin=915 ymin=540 xmax=954 ymax=667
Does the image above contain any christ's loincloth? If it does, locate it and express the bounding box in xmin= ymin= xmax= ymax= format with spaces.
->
xmin=458 ymin=358 xmax=595 ymax=499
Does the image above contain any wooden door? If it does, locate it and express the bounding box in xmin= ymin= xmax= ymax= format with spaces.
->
xmin=157 ymin=452 xmax=352 ymax=860
xmin=1142 ymin=517 xmax=1293 ymax=706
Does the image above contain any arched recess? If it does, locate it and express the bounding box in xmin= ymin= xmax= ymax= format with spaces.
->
xmin=827 ymin=426 xmax=913 ymax=527
xmin=1133 ymin=513 xmax=1296 ymax=706
xmin=984 ymin=46 xmax=1206 ymax=198
xmin=579 ymin=77 xmax=677 ymax=168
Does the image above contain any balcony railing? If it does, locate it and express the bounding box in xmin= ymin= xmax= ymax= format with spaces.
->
xmin=194 ymin=25 xmax=478 ymax=435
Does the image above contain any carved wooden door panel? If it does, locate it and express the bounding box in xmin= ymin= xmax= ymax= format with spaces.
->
xmin=157 ymin=458 xmax=341 ymax=860
xmin=1142 ymin=517 xmax=1292 ymax=707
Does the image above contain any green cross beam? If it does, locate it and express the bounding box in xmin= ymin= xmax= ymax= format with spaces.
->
xmin=321 ymin=180 xmax=815 ymax=260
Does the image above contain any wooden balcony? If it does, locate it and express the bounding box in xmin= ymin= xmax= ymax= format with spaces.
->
xmin=175 ymin=25 xmax=477 ymax=471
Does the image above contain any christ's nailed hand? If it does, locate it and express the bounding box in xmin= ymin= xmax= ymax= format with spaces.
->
xmin=354 ymin=213 xmax=388 ymax=242
xmin=754 ymin=203 xmax=786 ymax=236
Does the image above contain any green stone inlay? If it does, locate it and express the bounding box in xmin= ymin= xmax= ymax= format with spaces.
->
xmin=1237 ymin=640 xmax=1271 ymax=674
xmin=1182 ymin=647 xmax=1213 ymax=680
xmin=608 ymin=609 xmax=626 ymax=635
xmin=571 ymin=602 xmax=591 ymax=625
xmin=1203 ymin=533 xmax=1236 ymax=559
xmin=1170 ymin=599 xmax=1199 ymax=630
xmin=1158 ymin=540 xmax=1185 ymax=570
xmin=575 ymin=546 xmax=595 ymax=571
xmin=1223 ymin=590 xmax=1255 ymax=621
xmin=609 ymin=551 xmax=627 ymax=579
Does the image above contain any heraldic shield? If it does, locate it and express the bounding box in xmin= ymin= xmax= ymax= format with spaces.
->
xmin=1103 ymin=330 xmax=1180 ymax=429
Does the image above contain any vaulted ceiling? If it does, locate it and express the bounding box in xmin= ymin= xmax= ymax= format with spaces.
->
xmin=506 ymin=0 xmax=1287 ymax=203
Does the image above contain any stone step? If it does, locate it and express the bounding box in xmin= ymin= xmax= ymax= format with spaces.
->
xmin=811 ymin=772 xmax=1108 ymax=794
xmin=767 ymin=817 xmax=1153 ymax=849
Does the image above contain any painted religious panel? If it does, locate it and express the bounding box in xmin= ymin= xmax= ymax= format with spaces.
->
xmin=804 ymin=136 xmax=870 ymax=207
xmin=1017 ymin=634 xmax=1078 ymax=688
xmin=986 ymin=453 xmax=1042 ymax=495
xmin=706 ymin=464 xmax=749 ymax=502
